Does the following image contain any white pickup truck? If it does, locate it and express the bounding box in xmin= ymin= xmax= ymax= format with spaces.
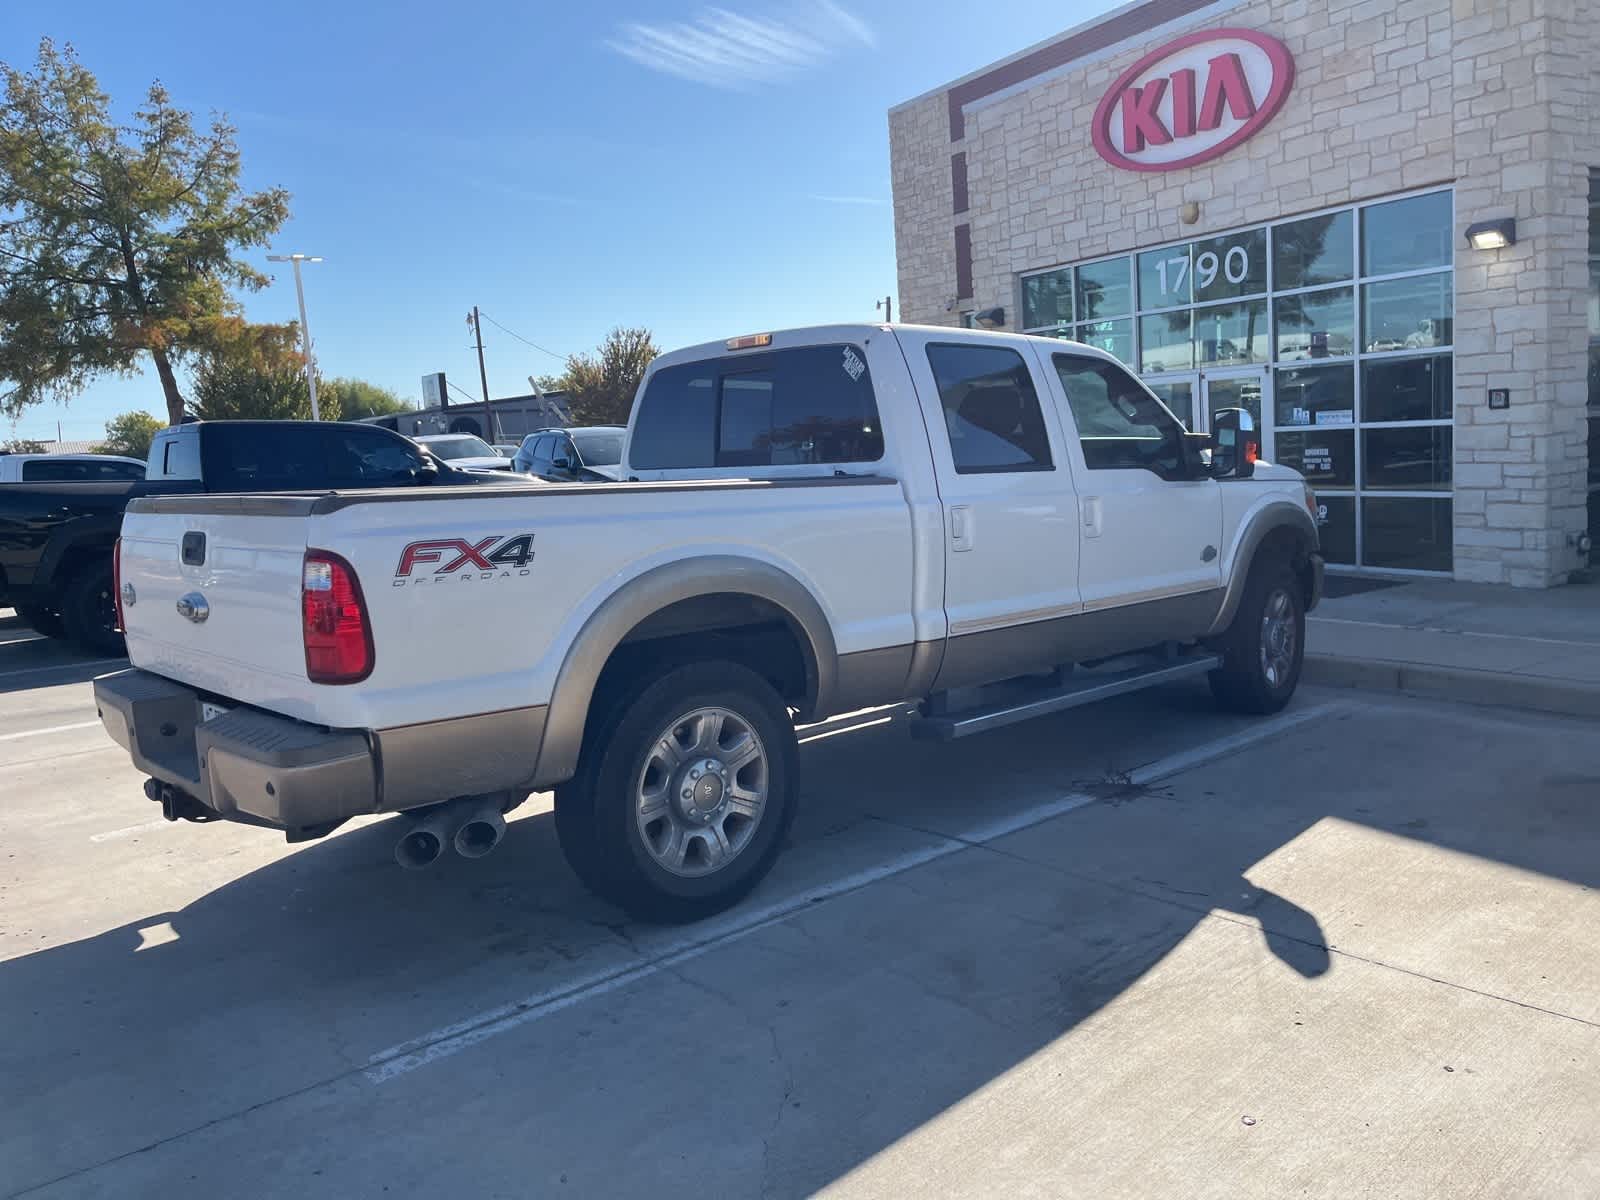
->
xmin=96 ymin=325 xmax=1322 ymax=920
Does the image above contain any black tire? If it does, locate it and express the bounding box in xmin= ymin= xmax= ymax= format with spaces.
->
xmin=14 ymin=603 xmax=66 ymax=639
xmin=1208 ymin=558 xmax=1304 ymax=714
xmin=59 ymin=560 xmax=125 ymax=657
xmin=555 ymin=661 xmax=799 ymax=923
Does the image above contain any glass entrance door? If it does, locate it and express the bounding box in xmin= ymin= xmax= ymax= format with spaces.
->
xmin=1145 ymin=374 xmax=1199 ymax=431
xmin=1201 ymin=367 xmax=1272 ymax=459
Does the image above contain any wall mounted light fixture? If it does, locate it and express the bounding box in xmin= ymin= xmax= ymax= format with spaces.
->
xmin=1464 ymin=218 xmax=1516 ymax=250
xmin=974 ymin=306 xmax=1006 ymax=328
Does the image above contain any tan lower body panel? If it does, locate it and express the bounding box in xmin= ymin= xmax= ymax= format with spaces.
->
xmin=375 ymin=705 xmax=548 ymax=811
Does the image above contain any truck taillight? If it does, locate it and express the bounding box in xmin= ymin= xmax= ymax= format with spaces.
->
xmin=113 ymin=537 xmax=124 ymax=632
xmin=302 ymin=550 xmax=374 ymax=684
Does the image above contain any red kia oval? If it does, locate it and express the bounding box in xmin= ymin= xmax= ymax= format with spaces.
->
xmin=1091 ymin=28 xmax=1295 ymax=173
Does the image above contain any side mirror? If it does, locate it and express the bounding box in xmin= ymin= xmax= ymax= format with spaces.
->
xmin=552 ymin=455 xmax=574 ymax=471
xmin=1210 ymin=407 xmax=1258 ymax=479
xmin=415 ymin=464 xmax=439 ymax=483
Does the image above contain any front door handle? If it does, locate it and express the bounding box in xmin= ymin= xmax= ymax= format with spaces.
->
xmin=1082 ymin=496 xmax=1103 ymax=539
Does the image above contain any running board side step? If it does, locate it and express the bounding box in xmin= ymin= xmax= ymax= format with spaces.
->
xmin=912 ymin=653 xmax=1222 ymax=741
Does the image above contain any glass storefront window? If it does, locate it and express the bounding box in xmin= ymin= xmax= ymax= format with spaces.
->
xmin=1021 ymin=188 xmax=1455 ymax=574
xmin=1363 ymin=355 xmax=1452 ymax=423
xmin=1362 ymin=274 xmax=1452 ymax=353
xmin=1021 ymin=268 xmax=1072 ymax=331
xmin=1275 ymin=363 xmax=1354 ymax=428
xmin=1316 ymin=495 xmax=1357 ymax=565
xmin=1139 ymin=244 xmax=1193 ymax=308
xmin=1077 ymin=257 xmax=1131 ymax=319
xmin=1274 ymin=211 xmax=1354 ymax=290
xmin=1276 ymin=429 xmax=1354 ymax=487
xmin=1194 ymin=300 xmax=1268 ymax=365
xmin=1274 ymin=287 xmax=1355 ymax=361
xmin=1363 ymin=497 xmax=1452 ymax=572
xmin=1146 ymin=379 xmax=1194 ymax=429
xmin=1192 ymin=228 xmax=1267 ymax=302
xmin=1362 ymin=191 xmax=1453 ymax=276
xmin=1363 ymin=426 xmax=1452 ymax=491
xmin=1074 ymin=318 xmax=1133 ymax=364
xmin=1139 ymin=312 xmax=1193 ymax=373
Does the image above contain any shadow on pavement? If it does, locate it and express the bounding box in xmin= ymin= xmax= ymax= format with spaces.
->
xmin=2 ymin=696 xmax=1597 ymax=1195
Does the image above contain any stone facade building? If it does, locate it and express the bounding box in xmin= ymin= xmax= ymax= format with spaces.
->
xmin=890 ymin=0 xmax=1598 ymax=585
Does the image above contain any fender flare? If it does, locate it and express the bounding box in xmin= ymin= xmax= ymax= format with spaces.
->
xmin=34 ymin=514 xmax=122 ymax=596
xmin=535 ymin=556 xmax=837 ymax=785
xmin=1205 ymin=502 xmax=1318 ymax=636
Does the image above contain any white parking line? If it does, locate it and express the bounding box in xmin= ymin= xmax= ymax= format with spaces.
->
xmin=0 ymin=657 xmax=124 ymax=681
xmin=90 ymin=819 xmax=174 ymax=844
xmin=365 ymin=700 xmax=1345 ymax=1084
xmin=0 ymin=719 xmax=102 ymax=742
xmin=0 ymin=633 xmax=47 ymax=646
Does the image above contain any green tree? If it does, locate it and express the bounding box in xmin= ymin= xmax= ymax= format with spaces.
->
xmin=321 ymin=377 xmax=411 ymax=421
xmin=0 ymin=39 xmax=290 ymax=426
xmin=561 ymin=327 xmax=658 ymax=425
xmin=97 ymin=409 xmax=164 ymax=458
xmin=1 ymin=437 xmax=47 ymax=454
xmin=187 ymin=322 xmax=339 ymax=421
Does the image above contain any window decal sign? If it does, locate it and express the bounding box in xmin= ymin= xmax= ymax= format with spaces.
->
xmin=1091 ymin=29 xmax=1295 ymax=172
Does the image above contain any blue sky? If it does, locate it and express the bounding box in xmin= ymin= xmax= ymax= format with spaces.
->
xmin=2 ymin=0 xmax=1119 ymax=441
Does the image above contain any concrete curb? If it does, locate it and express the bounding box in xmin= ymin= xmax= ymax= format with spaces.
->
xmin=1304 ymin=654 xmax=1600 ymax=720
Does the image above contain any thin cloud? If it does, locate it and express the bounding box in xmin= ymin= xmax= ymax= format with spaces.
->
xmin=807 ymin=193 xmax=888 ymax=206
xmin=608 ymin=1 xmax=875 ymax=89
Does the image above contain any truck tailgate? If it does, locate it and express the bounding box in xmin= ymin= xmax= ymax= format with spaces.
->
xmin=119 ymin=498 xmax=317 ymax=719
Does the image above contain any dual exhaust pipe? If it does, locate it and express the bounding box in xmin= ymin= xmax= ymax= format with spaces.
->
xmin=394 ymin=796 xmax=507 ymax=869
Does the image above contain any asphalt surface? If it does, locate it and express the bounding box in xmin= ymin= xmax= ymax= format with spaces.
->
xmin=2 ymin=608 xmax=1597 ymax=1198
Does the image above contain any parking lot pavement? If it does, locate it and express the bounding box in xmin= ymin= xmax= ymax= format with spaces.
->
xmin=2 ymin=610 xmax=1597 ymax=1199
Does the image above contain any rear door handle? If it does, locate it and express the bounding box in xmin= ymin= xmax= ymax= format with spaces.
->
xmin=950 ymin=504 xmax=974 ymax=552
xmin=1082 ymin=496 xmax=1103 ymax=539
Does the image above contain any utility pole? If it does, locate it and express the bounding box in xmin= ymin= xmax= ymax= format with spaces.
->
xmin=875 ymin=295 xmax=893 ymax=323
xmin=267 ymin=254 xmax=324 ymax=419
xmin=469 ymin=307 xmax=496 ymax=442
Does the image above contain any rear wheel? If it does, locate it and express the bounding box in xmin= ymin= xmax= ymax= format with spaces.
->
xmin=1208 ymin=558 xmax=1303 ymax=714
xmin=13 ymin=604 xmax=66 ymax=639
xmin=59 ymin=561 xmax=125 ymax=657
xmin=555 ymin=661 xmax=798 ymax=923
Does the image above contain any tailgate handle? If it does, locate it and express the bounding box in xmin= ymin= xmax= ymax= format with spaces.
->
xmin=181 ymin=531 xmax=206 ymax=566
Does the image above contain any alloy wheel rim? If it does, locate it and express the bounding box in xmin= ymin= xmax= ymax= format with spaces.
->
xmin=1259 ymin=587 xmax=1297 ymax=688
xmin=634 ymin=706 xmax=768 ymax=877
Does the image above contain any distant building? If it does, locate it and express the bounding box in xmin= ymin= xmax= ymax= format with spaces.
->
xmin=358 ymin=390 xmax=574 ymax=442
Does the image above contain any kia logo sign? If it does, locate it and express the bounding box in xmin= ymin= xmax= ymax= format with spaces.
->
xmin=1091 ymin=29 xmax=1294 ymax=172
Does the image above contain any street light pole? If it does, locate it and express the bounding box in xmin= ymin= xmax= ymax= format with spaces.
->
xmin=267 ymin=253 xmax=324 ymax=419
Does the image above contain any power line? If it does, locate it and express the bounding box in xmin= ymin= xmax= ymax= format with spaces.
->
xmin=476 ymin=311 xmax=567 ymax=361
xmin=446 ymin=380 xmax=481 ymax=405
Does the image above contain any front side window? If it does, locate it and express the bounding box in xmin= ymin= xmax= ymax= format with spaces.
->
xmin=328 ymin=430 xmax=427 ymax=486
xmin=925 ymin=343 xmax=1053 ymax=474
xmin=1053 ymin=353 xmax=1186 ymax=478
xmin=630 ymin=345 xmax=882 ymax=470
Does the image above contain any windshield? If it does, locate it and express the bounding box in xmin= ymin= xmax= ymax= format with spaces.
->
xmin=573 ymin=432 xmax=624 ymax=466
xmin=425 ymin=436 xmax=496 ymax=460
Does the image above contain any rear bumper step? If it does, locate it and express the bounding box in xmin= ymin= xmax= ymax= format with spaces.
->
xmin=94 ymin=669 xmax=378 ymax=834
xmin=913 ymin=651 xmax=1222 ymax=741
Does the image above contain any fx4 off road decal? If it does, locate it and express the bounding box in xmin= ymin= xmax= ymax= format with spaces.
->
xmin=394 ymin=534 xmax=535 ymax=585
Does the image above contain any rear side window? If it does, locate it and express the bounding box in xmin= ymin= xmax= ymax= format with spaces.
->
xmin=630 ymin=344 xmax=884 ymax=470
xmin=925 ymin=344 xmax=1053 ymax=474
xmin=20 ymin=459 xmax=145 ymax=481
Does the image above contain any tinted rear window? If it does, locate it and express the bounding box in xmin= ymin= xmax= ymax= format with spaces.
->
xmin=20 ymin=459 xmax=145 ymax=481
xmin=200 ymin=426 xmax=427 ymax=490
xmin=630 ymin=344 xmax=883 ymax=470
